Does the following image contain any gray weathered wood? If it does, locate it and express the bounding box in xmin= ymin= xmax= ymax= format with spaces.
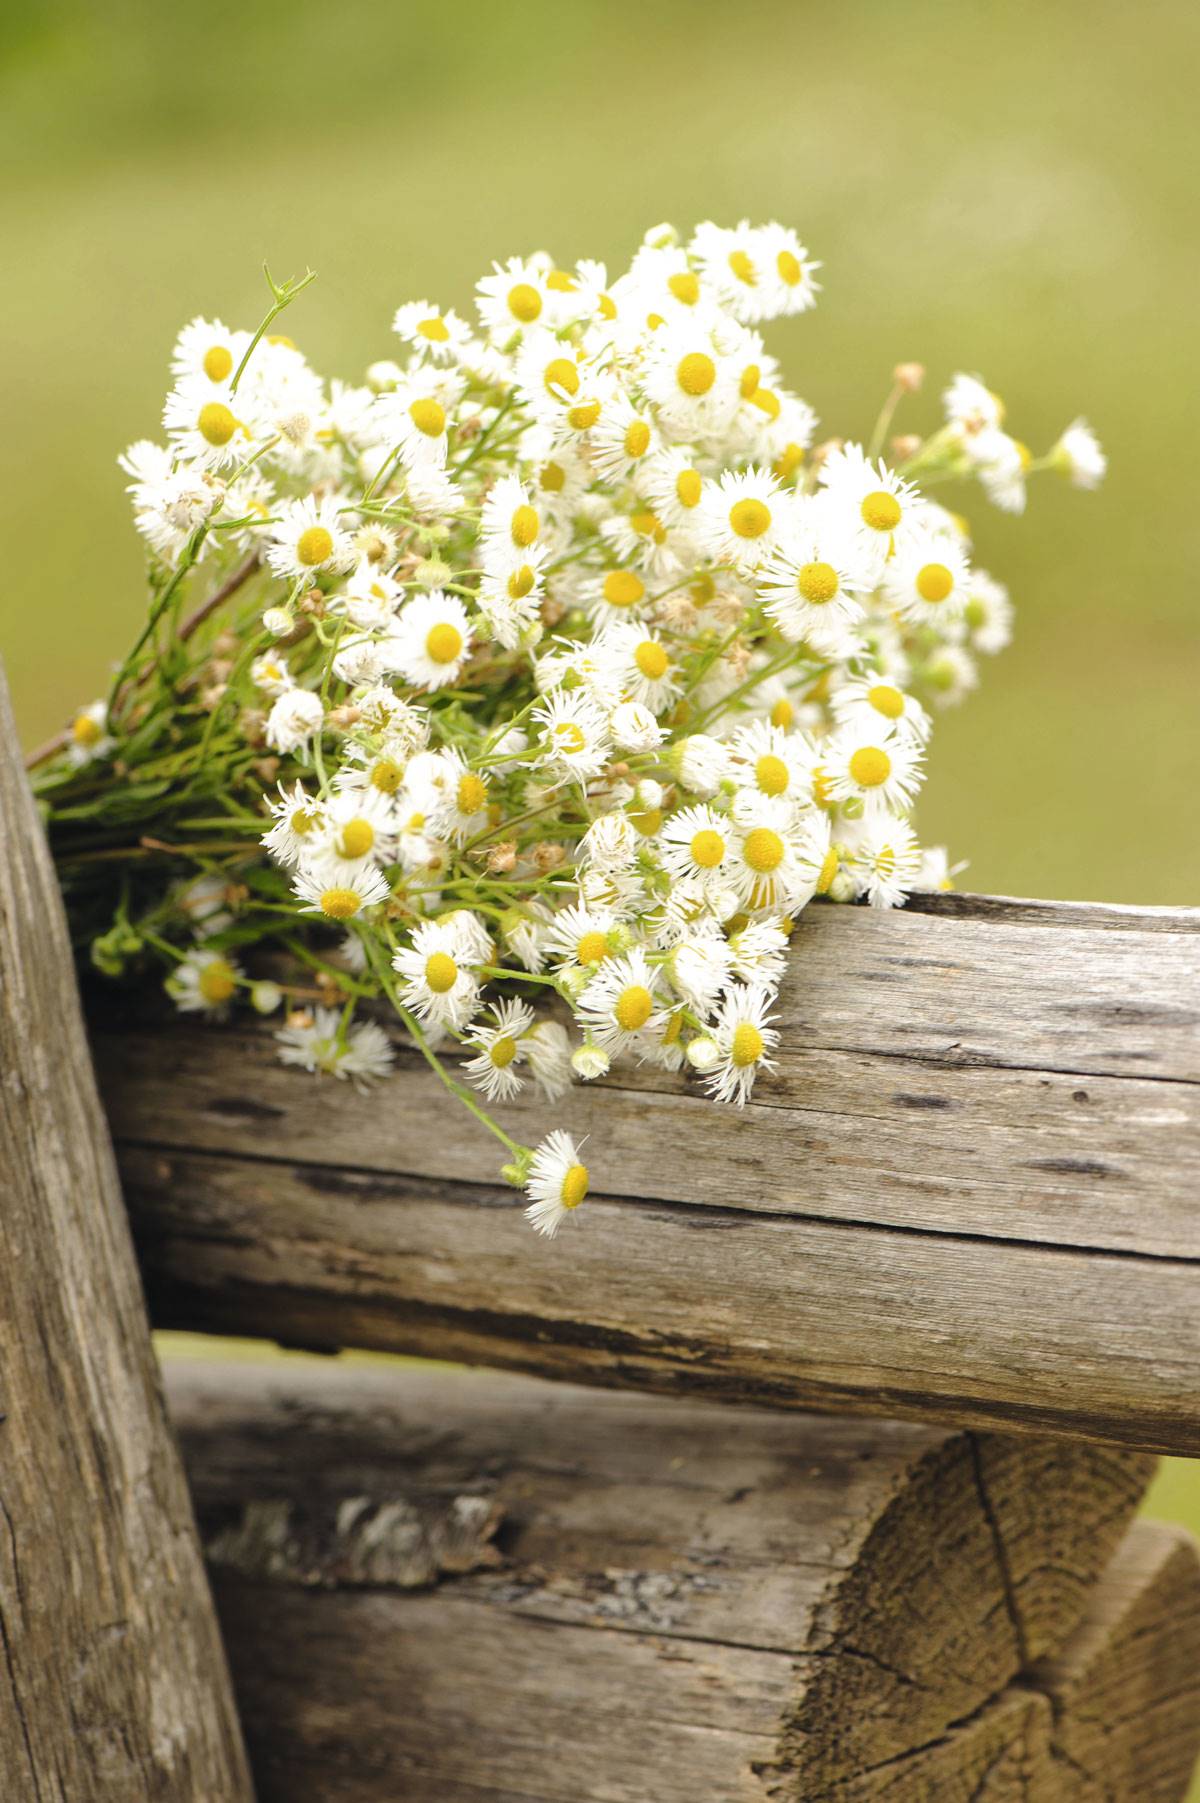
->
xmin=0 ymin=667 xmax=254 ymax=1802
xmin=165 ymin=1360 xmax=1157 ymax=1800
xmin=96 ymin=892 xmax=1200 ymax=1449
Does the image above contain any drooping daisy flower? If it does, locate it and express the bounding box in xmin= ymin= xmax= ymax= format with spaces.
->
xmin=1054 ymin=418 xmax=1106 ymax=490
xmin=293 ymin=863 xmax=391 ymax=923
xmin=463 ymin=998 xmax=536 ymax=1102
xmin=276 ymin=1007 xmax=394 ymax=1085
xmin=524 ymin=1130 xmax=590 ymax=1237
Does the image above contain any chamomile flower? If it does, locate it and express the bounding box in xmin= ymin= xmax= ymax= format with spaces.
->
xmin=481 ymin=475 xmax=543 ymax=560
xmin=697 ymin=467 xmax=786 ymax=570
xmin=305 ymin=789 xmax=398 ymax=875
xmin=392 ymin=918 xmax=481 ymax=1030
xmin=391 ymin=591 xmax=473 ymax=690
xmin=827 ymin=726 xmax=924 ymax=814
xmin=166 ymin=948 xmax=243 ymax=1017
xmin=262 ymin=780 xmax=325 ymax=866
xmin=293 ymin=863 xmax=391 ymax=922
xmin=171 ymin=317 xmax=250 ymax=387
xmin=757 ymin=515 xmax=870 ymax=648
xmin=595 ymin=620 xmax=680 ymax=714
xmin=589 ymin=390 xmax=659 ymax=482
xmin=265 ymin=688 xmax=325 ymax=754
xmin=943 ymin=372 xmax=1004 ymax=438
xmin=642 ymin=317 xmax=740 ymax=438
xmin=392 ymin=300 xmax=473 ymax=364
xmin=463 ymin=998 xmax=535 ymax=1102
xmin=576 ymin=950 xmax=667 ymax=1057
xmin=545 ymin=902 xmax=619 ymax=977
xmin=266 ymin=495 xmax=354 ymax=582
xmin=1054 ymin=418 xmax=1106 ymax=490
xmin=65 ymin=700 xmax=114 ymax=767
xmin=378 ymin=367 xmax=464 ymax=471
xmin=163 ymin=378 xmax=251 ymax=470
xmin=726 ymin=719 xmax=811 ymax=806
xmin=755 ymin=223 xmax=821 ymax=318
xmin=832 ymin=676 xmax=931 ymax=744
xmin=476 ymin=257 xmax=551 ymax=338
xmin=660 ymin=803 xmax=734 ymax=890
xmin=819 ymin=444 xmax=927 ymax=569
xmin=250 ymin=650 xmax=293 ymax=697
xmin=525 ymin=1130 xmax=590 ymax=1238
xmin=641 ymin=445 xmax=708 ymax=530
xmin=276 ymin=1007 xmax=394 ymax=1085
xmin=962 ymin=570 xmax=1014 ymax=656
xmin=845 ymin=814 xmax=923 ymax=909
xmin=729 ymin=802 xmax=830 ymax=913
xmin=690 ymin=221 xmax=773 ymax=323
xmin=884 ymin=535 xmax=970 ymax=626
xmin=703 ymin=984 xmax=779 ymax=1105
xmin=533 ymin=689 xmax=611 ymax=780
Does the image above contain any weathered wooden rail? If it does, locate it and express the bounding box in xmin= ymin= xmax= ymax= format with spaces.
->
xmin=97 ymin=893 xmax=1200 ymax=1452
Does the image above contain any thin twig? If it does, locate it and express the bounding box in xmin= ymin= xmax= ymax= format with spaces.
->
xmin=24 ymin=731 xmax=68 ymax=772
xmin=178 ymin=553 xmax=260 ymax=642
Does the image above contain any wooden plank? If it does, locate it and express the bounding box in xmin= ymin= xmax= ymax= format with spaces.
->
xmin=166 ymin=1360 xmax=1156 ymax=1801
xmin=91 ymin=889 xmax=1200 ymax=1452
xmin=0 ymin=668 xmax=254 ymax=1801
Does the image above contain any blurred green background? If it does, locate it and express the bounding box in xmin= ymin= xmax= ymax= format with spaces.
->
xmin=2 ymin=0 xmax=1197 ymax=1772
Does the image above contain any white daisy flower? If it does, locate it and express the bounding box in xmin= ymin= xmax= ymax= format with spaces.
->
xmin=697 ymin=467 xmax=787 ymax=570
xmin=609 ymin=700 xmax=666 ymax=753
xmin=962 ymin=570 xmax=1014 ymax=656
xmin=726 ymin=719 xmax=812 ymax=805
xmin=265 ymin=687 xmax=324 ymax=754
xmin=973 ymin=429 xmax=1028 ymax=514
xmin=846 ymin=813 xmax=924 ymax=909
xmin=757 ymin=509 xmax=871 ymax=648
xmin=392 ymin=300 xmax=473 ymax=364
xmin=390 ymin=591 xmax=473 ymax=690
xmin=392 ymin=918 xmax=481 ymax=1030
xmin=755 ymin=223 xmax=821 ymax=318
xmin=703 ymin=983 xmax=779 ymax=1105
xmin=276 ymin=1007 xmax=394 ymax=1085
xmin=463 ymin=998 xmax=536 ymax=1103
xmin=1054 ymin=418 xmax=1106 ymax=490
xmin=943 ymin=372 xmax=1005 ymax=438
xmin=588 ymin=389 xmax=658 ymax=482
xmin=728 ymin=802 xmax=831 ymax=913
xmin=831 ymin=677 xmax=931 ymax=744
xmin=659 ymin=802 xmax=734 ymax=890
xmin=475 ymin=256 xmax=551 ymax=338
xmin=690 ymin=220 xmax=773 ymax=323
xmin=480 ymin=474 xmax=542 ymax=559
xmin=163 ymin=377 xmax=251 ymax=470
xmin=923 ymin=644 xmax=979 ymax=708
xmin=642 ymin=316 xmax=740 ymax=438
xmin=827 ymin=726 xmax=924 ymax=815
xmin=65 ymin=700 xmax=114 ymax=767
xmin=884 ymin=534 xmax=971 ymax=627
xmin=575 ymin=949 xmax=667 ymax=1057
xmin=292 ymin=863 xmax=391 ymax=923
xmin=727 ymin=917 xmax=790 ymax=986
xmin=524 ymin=1130 xmax=590 ymax=1238
xmin=250 ymin=650 xmax=293 ymax=697
xmin=171 ymin=316 xmax=251 ymax=387
xmin=522 ymin=1017 xmax=574 ymax=1099
xmin=640 ymin=445 xmax=708 ymax=530
xmin=818 ymin=443 xmax=927 ymax=569
xmin=304 ymin=788 xmax=398 ymax=875
xmin=165 ymin=948 xmax=243 ymax=1017
xmin=580 ymin=565 xmax=654 ymax=624
xmin=262 ymin=780 xmax=326 ymax=866
xmin=265 ymin=494 xmax=354 ymax=582
xmin=533 ymin=689 xmax=611 ymax=780
xmin=665 ymin=925 xmax=734 ymax=1011
xmin=544 ymin=902 xmax=618 ymax=976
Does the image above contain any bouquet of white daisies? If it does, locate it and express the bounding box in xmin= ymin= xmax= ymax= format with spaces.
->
xmin=33 ymin=221 xmax=1104 ymax=1237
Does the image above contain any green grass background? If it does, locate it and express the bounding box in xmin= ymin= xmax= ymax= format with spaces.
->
xmin=2 ymin=0 xmax=1197 ymax=1764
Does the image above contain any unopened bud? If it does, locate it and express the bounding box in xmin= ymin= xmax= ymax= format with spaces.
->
xmin=893 ymin=361 xmax=925 ymax=393
xmin=891 ymin=433 xmax=922 ymax=461
xmin=572 ymin=1044 xmax=610 ymax=1080
xmin=686 ymin=1036 xmax=720 ymax=1073
xmin=250 ymin=981 xmax=283 ymax=1015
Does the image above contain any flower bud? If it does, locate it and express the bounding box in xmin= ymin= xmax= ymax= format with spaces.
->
xmin=572 ymin=1044 xmax=610 ymax=1080
xmin=250 ymin=981 xmax=283 ymax=1016
xmin=686 ymin=1036 xmax=720 ymax=1072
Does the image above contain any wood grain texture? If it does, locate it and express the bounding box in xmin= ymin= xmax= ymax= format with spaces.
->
xmin=98 ymin=887 xmax=1200 ymax=1449
xmin=165 ymin=1360 xmax=1157 ymax=1800
xmin=0 ymin=667 xmax=254 ymax=1802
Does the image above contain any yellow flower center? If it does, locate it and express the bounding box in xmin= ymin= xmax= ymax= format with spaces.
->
xmin=728 ymin=248 xmax=757 ymax=287
xmin=457 ymin=772 xmax=488 ymax=814
xmin=203 ymin=344 xmax=233 ymax=382
xmin=624 ymin=419 xmax=651 ymax=458
xmin=544 ymin=357 xmax=580 ymax=397
xmin=797 ymin=561 xmax=839 ymax=603
xmin=507 ymin=564 xmax=536 ymax=599
xmin=417 ymin=315 xmax=451 ymax=342
xmin=631 ymin=508 xmax=665 ymax=543
xmin=507 ymin=283 xmax=542 ymax=323
xmin=816 ymin=846 xmax=839 ymax=894
xmin=861 ymin=490 xmax=902 ymax=533
xmin=409 ymin=397 xmax=446 ymax=437
xmin=675 ymin=468 xmax=703 ymax=509
xmin=631 ymin=807 xmax=662 ymax=837
xmin=662 ymin=1011 xmax=683 ymax=1047
xmin=777 ymin=249 xmax=803 ymax=287
xmin=755 ymin=754 xmax=789 ymax=796
xmin=576 ymin=930 xmax=608 ymax=966
xmin=849 ymin=746 xmax=892 ymax=788
xmin=738 ymin=366 xmax=760 ymax=404
xmin=425 ymin=951 xmax=459 ymax=993
xmin=297 ymin=525 xmax=334 ymax=567
xmin=540 ymin=461 xmax=566 ymax=493
xmin=667 ymin=271 xmax=700 ymax=305
xmin=634 ymin=639 xmax=669 ymax=680
xmin=812 ymin=766 xmax=833 ymax=810
xmin=370 ymin=758 xmax=404 ymax=793
xmin=615 ymin=984 xmax=654 ymax=1032
xmin=337 ymin=818 xmax=375 ymax=859
xmin=729 ymin=497 xmax=771 ymax=539
xmin=554 ymin=721 xmax=586 ymax=755
xmin=603 ymin=570 xmax=645 ymax=608
xmin=598 ymin=293 xmax=617 ymax=320
xmin=770 ymin=697 xmax=795 ymax=729
xmin=198 ymin=401 xmax=237 ymax=447
xmin=676 ymin=352 xmax=717 ymax=396
xmin=198 ymin=958 xmax=236 ymax=1005
xmin=546 ymin=269 xmax=577 ymax=292
xmin=750 ymin=387 xmax=781 ymax=419
xmin=561 ymin=1162 xmax=589 ymax=1209
xmin=489 ymin=1034 xmax=517 ymax=1068
xmin=320 ymin=888 xmax=363 ymax=920
xmin=425 ymin=622 xmax=464 ymax=665
xmin=743 ymin=827 xmax=785 ymax=873
xmin=690 ymin=828 xmax=725 ymax=869
xmin=72 ymin=712 xmax=103 ymax=746
xmin=731 ymin=1021 xmax=764 ymax=1067
xmin=916 ymin=562 xmax=954 ymax=603
xmin=510 ymin=505 xmax=539 ymax=547
xmin=774 ymin=442 xmax=805 ymax=480
xmin=868 ymin=684 xmax=905 ymax=720
xmin=567 ymin=400 xmax=601 ymax=430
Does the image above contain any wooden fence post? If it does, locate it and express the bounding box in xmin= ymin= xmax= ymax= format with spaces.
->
xmin=0 ymin=666 xmax=254 ymax=1800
